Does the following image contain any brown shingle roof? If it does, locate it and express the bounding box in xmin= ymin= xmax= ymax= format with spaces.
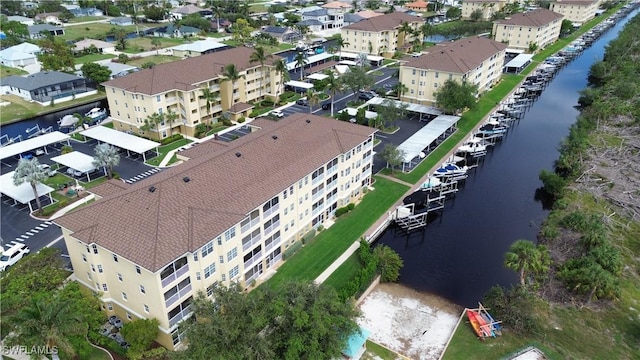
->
xmin=102 ymin=47 xmax=281 ymax=95
xmin=322 ymin=1 xmax=352 ymax=8
xmin=406 ymin=0 xmax=429 ymax=8
xmin=228 ymin=102 xmax=253 ymax=114
xmin=404 ymin=37 xmax=507 ymax=73
xmin=494 ymin=9 xmax=564 ymax=27
xmin=342 ymin=12 xmax=422 ymax=32
xmin=90 ymin=179 xmax=129 ymax=198
xmin=552 ymin=0 xmax=597 ymax=4
xmin=55 ymin=114 xmax=376 ymax=272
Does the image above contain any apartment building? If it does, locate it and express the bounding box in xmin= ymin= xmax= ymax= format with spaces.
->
xmin=461 ymin=0 xmax=508 ymax=20
xmin=340 ymin=12 xmax=423 ymax=55
xmin=492 ymin=9 xmax=564 ymax=50
xmin=399 ymin=37 xmax=506 ymax=105
xmin=102 ymin=47 xmax=283 ymax=140
xmin=549 ymin=0 xmax=598 ymax=24
xmin=54 ymin=114 xmax=376 ymax=350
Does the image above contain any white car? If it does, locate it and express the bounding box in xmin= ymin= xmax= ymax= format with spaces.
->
xmin=0 ymin=243 xmax=30 ymax=271
xmin=271 ymin=110 xmax=284 ymax=118
xmin=38 ymin=164 xmax=56 ymax=177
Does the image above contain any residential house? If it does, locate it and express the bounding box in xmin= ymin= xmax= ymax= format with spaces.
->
xmin=321 ymin=1 xmax=350 ymax=28
xmin=300 ymin=9 xmax=332 ymax=30
xmin=549 ymin=0 xmax=598 ymax=24
xmin=171 ymin=5 xmax=212 ymax=20
xmin=7 ymin=16 xmax=35 ymax=26
xmin=399 ymin=36 xmax=507 ymax=105
xmin=406 ymin=0 xmax=430 ymax=11
xmin=0 ymin=43 xmax=41 ymax=68
xmin=22 ymin=2 xmax=38 ymax=10
xmin=73 ymin=39 xmax=116 ymax=54
xmin=343 ymin=13 xmax=364 ymax=26
xmin=110 ymin=17 xmax=134 ymax=26
xmin=461 ymin=0 xmax=507 ymax=20
xmin=492 ymin=9 xmax=564 ymax=50
xmin=210 ymin=19 xmax=231 ymax=32
xmin=170 ymin=39 xmax=229 ymax=58
xmin=356 ymin=10 xmax=384 ymax=19
xmin=262 ymin=27 xmax=303 ymax=43
xmin=296 ymin=19 xmax=324 ymax=33
xmin=27 ymin=24 xmax=65 ymax=39
xmin=101 ymin=47 xmax=284 ymax=139
xmin=34 ymin=12 xmax=62 ymax=24
xmin=54 ymin=113 xmax=376 ymax=350
xmin=152 ymin=24 xmax=200 ymax=38
xmin=340 ymin=12 xmax=423 ymax=55
xmin=1 ymin=71 xmax=96 ymax=104
xmin=102 ymin=62 xmax=140 ymax=79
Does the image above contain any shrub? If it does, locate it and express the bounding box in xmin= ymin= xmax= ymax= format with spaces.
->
xmin=335 ymin=207 xmax=349 ymax=217
xmin=221 ymin=118 xmax=232 ymax=126
xmin=261 ymin=99 xmax=274 ymax=107
xmin=347 ymin=203 xmax=355 ymax=211
xmin=301 ymin=229 xmax=317 ymax=245
xmin=249 ymin=110 xmax=260 ymax=118
xmin=237 ymin=117 xmax=246 ymax=123
xmin=160 ymin=133 xmax=184 ymax=145
xmin=61 ymin=145 xmax=73 ymax=154
xmin=283 ymin=241 xmax=303 ymax=260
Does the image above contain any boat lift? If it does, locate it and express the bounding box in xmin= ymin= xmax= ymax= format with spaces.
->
xmin=26 ymin=125 xmax=53 ymax=139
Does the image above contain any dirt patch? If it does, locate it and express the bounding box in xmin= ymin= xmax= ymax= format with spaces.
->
xmin=357 ymin=283 xmax=462 ymax=360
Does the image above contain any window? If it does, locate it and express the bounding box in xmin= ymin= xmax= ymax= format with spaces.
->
xmin=82 ymin=254 xmax=87 ymax=262
xmin=262 ymin=196 xmax=279 ymax=215
xmin=224 ymin=228 xmax=235 ymax=241
xmin=144 ymin=305 xmax=150 ymax=313
xmin=107 ymin=303 xmax=113 ymax=310
xmin=100 ymin=284 xmax=106 ymax=293
xmin=222 ymin=274 xmax=226 ymax=281
xmin=217 ymin=236 xmax=222 ymax=246
xmin=135 ymin=265 xmax=141 ymax=274
xmin=193 ymin=252 xmax=198 ymax=261
xmin=201 ymin=241 xmax=214 ymax=257
xmin=113 ymin=254 xmax=118 ymax=262
xmin=92 ymin=244 xmax=98 ymax=254
xmin=140 ymin=285 xmax=146 ymax=294
xmin=91 ymin=264 xmax=95 ymax=272
xmin=122 ymin=292 xmax=128 ymax=301
xmin=126 ymin=312 xmax=132 ymax=320
xmin=227 ymin=247 xmax=238 ymax=262
xmin=229 ymin=265 xmax=239 ymax=280
xmin=219 ymin=255 xmax=224 ymax=264
xmin=87 ymin=272 xmax=92 ymax=280
xmin=156 ymin=95 xmax=161 ymax=102
xmin=204 ymin=263 xmax=216 ymax=278
xmin=117 ymin=273 xmax=123 ymax=282
xmin=96 ymin=264 xmax=102 ymax=273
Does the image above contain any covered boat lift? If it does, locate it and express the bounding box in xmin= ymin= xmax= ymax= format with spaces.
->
xmin=80 ymin=126 xmax=159 ymax=162
xmin=396 ymin=115 xmax=460 ymax=172
xmin=0 ymin=131 xmax=71 ymax=162
xmin=0 ymin=171 xmax=54 ymax=213
xmin=365 ymin=97 xmax=442 ymax=121
xmin=51 ymin=151 xmax=99 ymax=182
xmin=503 ymin=54 xmax=534 ymax=74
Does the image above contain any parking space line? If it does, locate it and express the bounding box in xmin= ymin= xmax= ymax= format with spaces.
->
xmin=35 ymin=226 xmax=44 ymax=230
xmin=31 ymin=229 xmax=39 ymax=234
xmin=25 ymin=231 xmax=34 ymax=236
xmin=40 ymin=223 xmax=48 ymax=227
xmin=45 ymin=221 xmax=52 ymax=224
xmin=21 ymin=235 xmax=29 ymax=239
xmin=15 ymin=238 xmax=24 ymax=242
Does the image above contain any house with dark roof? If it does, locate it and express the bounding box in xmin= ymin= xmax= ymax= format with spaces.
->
xmin=550 ymin=0 xmax=597 ymax=24
xmin=399 ymin=37 xmax=507 ymax=105
xmin=54 ymin=113 xmax=376 ymax=351
xmin=296 ymin=19 xmax=325 ymax=33
xmin=152 ymin=24 xmax=200 ymax=38
xmin=1 ymin=71 xmax=96 ymax=104
xmin=343 ymin=13 xmax=364 ymax=26
xmin=102 ymin=47 xmax=284 ymax=139
xmin=171 ymin=4 xmax=212 ymax=20
xmin=27 ymin=24 xmax=65 ymax=39
xmin=492 ymin=9 xmax=564 ymax=50
xmin=262 ymin=26 xmax=302 ymax=43
xmin=340 ymin=12 xmax=423 ymax=55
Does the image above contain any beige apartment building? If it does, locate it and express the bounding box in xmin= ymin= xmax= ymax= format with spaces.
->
xmin=492 ymin=9 xmax=564 ymax=50
xmin=399 ymin=37 xmax=507 ymax=105
xmin=461 ymin=0 xmax=509 ymax=20
xmin=549 ymin=0 xmax=598 ymax=24
xmin=54 ymin=114 xmax=376 ymax=350
xmin=340 ymin=12 xmax=423 ymax=55
xmin=102 ymin=47 xmax=283 ymax=140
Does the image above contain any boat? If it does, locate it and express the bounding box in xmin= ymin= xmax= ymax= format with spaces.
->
xmin=419 ymin=176 xmax=442 ymax=191
xmin=58 ymin=114 xmax=79 ymax=128
xmin=466 ymin=309 xmax=494 ymax=339
xmin=434 ymin=163 xmax=468 ymax=177
xmin=85 ymin=107 xmax=108 ymax=123
xmin=458 ymin=137 xmax=487 ymax=157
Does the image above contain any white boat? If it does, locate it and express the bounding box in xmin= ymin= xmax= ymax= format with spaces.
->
xmin=85 ymin=108 xmax=108 ymax=122
xmin=59 ymin=114 xmax=79 ymax=128
xmin=434 ymin=163 xmax=468 ymax=177
xmin=419 ymin=176 xmax=442 ymax=191
xmin=458 ymin=137 xmax=487 ymax=156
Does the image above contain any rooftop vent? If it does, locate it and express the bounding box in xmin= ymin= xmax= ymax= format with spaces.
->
xmin=235 ymin=152 xmax=242 ymax=157
xmin=272 ymin=135 xmax=278 ymax=140
xmin=305 ymin=119 xmax=311 ymax=124
xmin=149 ymin=186 xmax=156 ymax=193
xmin=183 ymin=177 xmax=190 ymax=183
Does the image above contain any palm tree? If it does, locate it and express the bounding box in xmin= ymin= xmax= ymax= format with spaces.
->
xmin=504 ymin=239 xmax=550 ymax=287
xmin=398 ymin=22 xmax=413 ymax=48
xmin=335 ymin=35 xmax=350 ymax=60
xmin=12 ymin=158 xmax=47 ymax=212
xmin=199 ymin=87 xmax=219 ymax=121
xmin=306 ymin=88 xmax=320 ymax=114
xmin=249 ymin=46 xmax=273 ymax=100
xmin=394 ymin=83 xmax=408 ymax=99
xmin=165 ymin=108 xmax=180 ymax=136
xmin=222 ymin=64 xmax=243 ymax=109
xmin=294 ymin=52 xmax=307 ymax=81
xmin=274 ymin=59 xmax=290 ymax=101
xmin=421 ymin=23 xmax=434 ymax=40
xmin=92 ymin=143 xmax=120 ymax=179
xmin=325 ymin=72 xmax=343 ymax=117
xmin=141 ymin=112 xmax=163 ymax=137
xmin=12 ymin=295 xmax=86 ymax=357
xmin=211 ymin=0 xmax=223 ymax=32
xmin=151 ymin=38 xmax=162 ymax=54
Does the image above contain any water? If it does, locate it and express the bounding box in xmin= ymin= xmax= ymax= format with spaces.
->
xmin=376 ymin=11 xmax=639 ymax=308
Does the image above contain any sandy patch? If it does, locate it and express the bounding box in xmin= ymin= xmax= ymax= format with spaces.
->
xmin=357 ymin=283 xmax=462 ymax=360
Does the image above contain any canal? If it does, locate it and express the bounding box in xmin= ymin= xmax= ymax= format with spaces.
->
xmin=376 ymin=11 xmax=640 ymax=308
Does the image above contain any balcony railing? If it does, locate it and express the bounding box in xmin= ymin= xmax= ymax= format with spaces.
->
xmin=243 ymin=250 xmax=263 ymax=269
xmin=242 ymin=234 xmax=261 ymax=252
xmin=165 ymin=97 xmax=177 ymax=104
xmin=265 ymin=237 xmax=281 ymax=253
xmin=164 ymin=283 xmax=192 ymax=309
xmin=311 ymin=173 xmax=324 ymax=186
xmin=312 ymin=189 xmax=324 ymax=201
xmin=263 ymin=220 xmax=280 ymax=236
xmin=262 ymin=204 xmax=279 ymax=219
xmin=168 ymin=305 xmax=192 ymax=327
xmin=161 ymin=264 xmax=190 ymax=289
xmin=244 ymin=269 xmax=263 ymax=284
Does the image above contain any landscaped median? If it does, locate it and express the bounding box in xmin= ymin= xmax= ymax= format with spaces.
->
xmin=264 ymin=176 xmax=409 ymax=289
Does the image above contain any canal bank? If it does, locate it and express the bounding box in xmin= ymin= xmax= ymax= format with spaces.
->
xmin=0 ymin=93 xmax=107 ymax=126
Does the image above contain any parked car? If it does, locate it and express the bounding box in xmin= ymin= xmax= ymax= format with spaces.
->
xmin=296 ymin=98 xmax=309 ymax=106
xmin=321 ymin=101 xmax=331 ymax=110
xmin=38 ymin=164 xmax=56 ymax=177
xmin=358 ymin=91 xmax=376 ymax=101
xmin=271 ymin=109 xmax=284 ymax=118
xmin=0 ymin=243 xmax=30 ymax=271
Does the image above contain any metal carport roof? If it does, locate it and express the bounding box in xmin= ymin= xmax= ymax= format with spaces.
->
xmin=0 ymin=171 xmax=54 ymax=212
xmin=366 ymin=97 xmax=442 ymax=117
xmin=51 ymin=151 xmax=99 ymax=182
xmin=504 ymin=54 xmax=534 ymax=73
xmin=398 ymin=115 xmax=460 ymax=162
xmin=80 ymin=126 xmax=159 ymax=161
xmin=285 ymin=80 xmax=314 ymax=89
xmin=0 ymin=132 xmax=70 ymax=160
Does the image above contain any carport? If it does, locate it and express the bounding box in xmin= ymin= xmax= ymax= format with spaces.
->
xmin=0 ymin=171 xmax=54 ymax=213
xmin=339 ymin=52 xmax=384 ymax=66
xmin=307 ymin=73 xmax=329 ymax=81
xmin=286 ymin=52 xmax=333 ymax=71
xmin=285 ymin=80 xmax=314 ymax=93
xmin=79 ymin=127 xmax=159 ymax=161
xmin=50 ymin=151 xmax=99 ymax=182
xmin=365 ymin=98 xmax=442 ymax=121
xmin=396 ymin=115 xmax=460 ymax=172
xmin=339 ymin=108 xmax=378 ymax=119
xmin=0 ymin=131 xmax=71 ymax=163
xmin=503 ymin=54 xmax=534 ymax=74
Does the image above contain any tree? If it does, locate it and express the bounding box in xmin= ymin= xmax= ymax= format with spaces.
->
xmin=294 ymin=51 xmax=308 ymax=81
xmin=150 ymin=38 xmax=162 ymax=54
xmin=325 ymin=72 xmax=343 ymax=117
xmin=434 ymin=79 xmax=478 ymax=114
xmin=199 ymin=87 xmax=218 ymax=121
xmin=210 ymin=0 xmax=224 ymax=31
xmin=222 ymin=64 xmax=243 ymax=109
xmin=558 ymin=257 xmax=620 ymax=303
xmin=306 ymin=88 xmax=320 ymax=114
xmin=504 ymin=240 xmax=550 ymax=287
xmin=120 ymin=318 xmax=159 ymax=357
xmin=398 ymin=21 xmax=413 ymax=47
xmin=117 ymin=53 xmax=130 ymax=64
xmin=144 ymin=5 xmax=167 ymax=21
xmin=114 ymin=28 xmax=128 ymax=51
xmin=335 ymin=35 xmax=350 ymax=59
xmin=92 ymin=143 xmax=120 ymax=179
xmin=81 ymin=63 xmax=111 ymax=89
xmin=231 ymin=18 xmax=254 ymax=45
xmin=180 ymin=13 xmax=212 ymax=32
xmin=378 ymin=144 xmax=405 ymax=173
xmin=470 ymin=9 xmax=484 ymax=22
xmin=528 ymin=42 xmax=538 ymax=54
xmin=249 ymin=46 xmax=273 ymax=99
xmin=560 ymin=19 xmax=574 ymax=35
xmin=366 ymin=0 xmax=382 ymax=9
xmin=341 ymin=67 xmax=375 ymax=97
xmin=37 ymin=36 xmax=75 ymax=72
xmin=141 ymin=112 xmax=163 ymax=136
xmin=165 ymin=108 xmax=180 ymax=136
xmin=446 ymin=7 xmax=462 ymax=19
xmin=375 ymin=99 xmax=407 ymax=129
xmin=274 ymin=59 xmax=290 ymax=101
xmin=420 ymin=22 xmax=435 ymax=40
xmin=393 ymin=82 xmax=409 ymax=99
xmin=12 ymin=158 xmax=47 ymax=211
xmin=374 ymin=245 xmax=404 ymax=282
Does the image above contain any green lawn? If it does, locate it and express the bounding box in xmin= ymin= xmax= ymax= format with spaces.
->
xmin=74 ymin=53 xmax=115 ymax=65
xmin=127 ymin=55 xmax=181 ymax=67
xmin=323 ymin=253 xmax=362 ymax=290
xmin=60 ymin=23 xmax=138 ymax=41
xmin=365 ymin=340 xmax=402 ymax=360
xmin=205 ymin=124 xmax=229 ymax=136
xmin=122 ymin=37 xmax=190 ymax=53
xmin=382 ymin=59 xmax=396 ymax=66
xmin=145 ymin=138 xmax=192 ymax=166
xmin=0 ymin=65 xmax=28 ymax=78
xmin=265 ymin=176 xmax=409 ymax=289
xmin=0 ymin=93 xmax=107 ymax=125
xmin=102 ymin=122 xmax=114 ymax=129
xmin=223 ymin=39 xmax=294 ymax=55
xmin=67 ymin=16 xmax=107 ymax=23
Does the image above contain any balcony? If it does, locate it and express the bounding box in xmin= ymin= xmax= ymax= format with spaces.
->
xmin=326 ymin=193 xmax=337 ymax=205
xmin=244 ymin=250 xmax=263 ymax=269
xmin=164 ymin=283 xmax=192 ymax=309
xmin=161 ymin=264 xmax=190 ymax=289
xmin=312 ymin=189 xmax=324 ymax=201
xmin=312 ymin=205 xmax=324 ymax=217
xmin=262 ymin=204 xmax=279 ymax=219
xmin=265 ymin=237 xmax=281 ymax=253
xmin=168 ymin=305 xmax=192 ymax=327
xmin=242 ymin=234 xmax=262 ymax=253
xmin=165 ymin=97 xmax=177 ymax=104
xmin=263 ymin=220 xmax=280 ymax=236
xmin=311 ymin=173 xmax=324 ymax=186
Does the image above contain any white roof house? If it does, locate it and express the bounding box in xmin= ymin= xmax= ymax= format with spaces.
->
xmin=7 ymin=16 xmax=35 ymax=26
xmin=0 ymin=43 xmax=41 ymax=68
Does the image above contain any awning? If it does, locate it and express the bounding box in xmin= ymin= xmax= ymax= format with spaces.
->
xmin=398 ymin=115 xmax=460 ymax=162
xmin=338 ymin=60 xmax=357 ymax=66
xmin=0 ymin=131 xmax=70 ymax=160
xmin=286 ymin=52 xmax=333 ymax=71
xmin=80 ymin=126 xmax=159 ymax=156
xmin=505 ymin=48 xmax=525 ymax=54
xmin=366 ymin=97 xmax=442 ymax=116
xmin=51 ymin=151 xmax=96 ymax=173
xmin=504 ymin=54 xmax=534 ymax=73
xmin=339 ymin=51 xmax=384 ymax=62
xmin=339 ymin=108 xmax=378 ymax=119
xmin=335 ymin=65 xmax=349 ymax=74
xmin=307 ymin=73 xmax=329 ymax=81
xmin=0 ymin=170 xmax=54 ymax=205
xmin=285 ymin=80 xmax=314 ymax=89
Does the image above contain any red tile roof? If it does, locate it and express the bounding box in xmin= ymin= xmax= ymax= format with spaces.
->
xmin=494 ymin=9 xmax=564 ymax=27
xmin=342 ymin=12 xmax=422 ymax=32
xmin=403 ymin=37 xmax=507 ymax=73
xmin=55 ymin=114 xmax=376 ymax=272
